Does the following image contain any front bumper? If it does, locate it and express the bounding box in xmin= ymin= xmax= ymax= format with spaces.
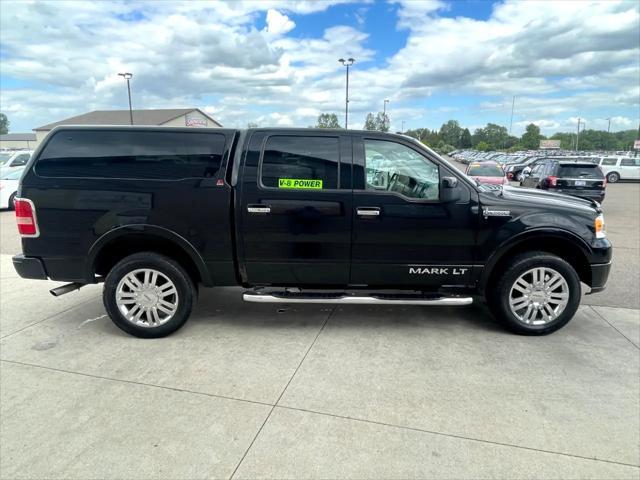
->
xmin=12 ymin=254 xmax=48 ymax=280
xmin=587 ymin=261 xmax=611 ymax=294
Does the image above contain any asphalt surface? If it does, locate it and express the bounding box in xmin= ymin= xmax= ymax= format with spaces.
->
xmin=0 ymin=175 xmax=639 ymax=479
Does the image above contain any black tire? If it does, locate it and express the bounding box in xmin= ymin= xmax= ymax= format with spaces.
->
xmin=103 ymin=252 xmax=196 ymax=338
xmin=487 ymin=251 xmax=581 ymax=335
xmin=7 ymin=192 xmax=16 ymax=210
xmin=606 ymin=172 xmax=620 ymax=183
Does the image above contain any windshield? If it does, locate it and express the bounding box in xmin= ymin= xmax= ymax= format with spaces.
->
xmin=0 ymin=153 xmax=13 ymax=166
xmin=467 ymin=164 xmax=504 ymax=177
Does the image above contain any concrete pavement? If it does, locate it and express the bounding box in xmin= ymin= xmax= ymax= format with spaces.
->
xmin=1 ymin=253 xmax=638 ymax=478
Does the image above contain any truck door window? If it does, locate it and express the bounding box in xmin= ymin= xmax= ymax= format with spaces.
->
xmin=364 ymin=139 xmax=439 ymax=200
xmin=261 ymin=135 xmax=339 ymax=189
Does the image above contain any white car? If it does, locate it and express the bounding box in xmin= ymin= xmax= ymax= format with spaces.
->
xmin=0 ymin=150 xmax=32 ymax=176
xmin=598 ymin=157 xmax=640 ymax=183
xmin=0 ymin=169 xmax=23 ymax=210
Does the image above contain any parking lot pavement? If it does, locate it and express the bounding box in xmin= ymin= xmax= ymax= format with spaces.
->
xmin=1 ymin=178 xmax=639 ymax=479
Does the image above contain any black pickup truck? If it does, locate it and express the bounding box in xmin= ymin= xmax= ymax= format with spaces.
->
xmin=13 ymin=126 xmax=611 ymax=338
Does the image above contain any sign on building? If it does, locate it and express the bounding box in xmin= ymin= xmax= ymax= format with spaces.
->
xmin=185 ymin=114 xmax=207 ymax=128
xmin=540 ymin=139 xmax=561 ymax=150
xmin=634 ymin=139 xmax=640 ymax=150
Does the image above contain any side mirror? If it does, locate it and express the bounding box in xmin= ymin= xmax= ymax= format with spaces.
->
xmin=441 ymin=176 xmax=461 ymax=203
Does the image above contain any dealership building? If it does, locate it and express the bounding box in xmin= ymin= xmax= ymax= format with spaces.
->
xmin=32 ymin=108 xmax=222 ymax=146
xmin=0 ymin=133 xmax=37 ymax=150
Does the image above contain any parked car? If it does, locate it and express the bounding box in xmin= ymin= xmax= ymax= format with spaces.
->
xmin=520 ymin=160 xmax=606 ymax=203
xmin=13 ymin=126 xmax=611 ymax=338
xmin=598 ymin=157 xmax=640 ymax=183
xmin=0 ymin=150 xmax=32 ymax=175
xmin=504 ymin=157 xmax=544 ymax=181
xmin=465 ymin=161 xmax=508 ymax=185
xmin=0 ymin=168 xmax=23 ymax=210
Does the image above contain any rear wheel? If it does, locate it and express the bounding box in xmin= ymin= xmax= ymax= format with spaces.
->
xmin=488 ymin=251 xmax=581 ymax=335
xmin=606 ymin=172 xmax=620 ymax=183
xmin=103 ymin=252 xmax=195 ymax=338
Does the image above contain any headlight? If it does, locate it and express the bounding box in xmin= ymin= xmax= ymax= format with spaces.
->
xmin=595 ymin=214 xmax=606 ymax=239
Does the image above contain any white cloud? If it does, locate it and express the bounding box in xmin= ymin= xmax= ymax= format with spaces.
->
xmin=265 ymin=9 xmax=295 ymax=35
xmin=0 ymin=0 xmax=638 ymax=133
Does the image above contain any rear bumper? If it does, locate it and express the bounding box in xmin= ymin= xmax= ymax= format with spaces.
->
xmin=12 ymin=254 xmax=48 ymax=280
xmin=587 ymin=261 xmax=611 ymax=294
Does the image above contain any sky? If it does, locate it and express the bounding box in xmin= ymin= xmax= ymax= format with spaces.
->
xmin=0 ymin=0 xmax=638 ymax=135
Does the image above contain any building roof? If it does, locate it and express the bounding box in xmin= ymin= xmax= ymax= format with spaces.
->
xmin=34 ymin=108 xmax=222 ymax=130
xmin=0 ymin=133 xmax=37 ymax=141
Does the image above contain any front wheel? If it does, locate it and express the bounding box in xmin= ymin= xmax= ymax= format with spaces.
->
xmin=488 ymin=252 xmax=581 ymax=335
xmin=103 ymin=252 xmax=196 ymax=338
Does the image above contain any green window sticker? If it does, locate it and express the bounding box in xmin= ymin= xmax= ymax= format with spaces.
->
xmin=278 ymin=178 xmax=323 ymax=189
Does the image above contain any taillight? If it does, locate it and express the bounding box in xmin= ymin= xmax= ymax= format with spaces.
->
xmin=546 ymin=176 xmax=558 ymax=187
xmin=14 ymin=198 xmax=39 ymax=237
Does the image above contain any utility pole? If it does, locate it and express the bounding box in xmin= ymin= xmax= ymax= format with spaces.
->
xmin=575 ymin=117 xmax=584 ymax=151
xmin=338 ymin=58 xmax=355 ymax=129
xmin=508 ymin=96 xmax=515 ymax=136
xmin=383 ymin=99 xmax=389 ymax=115
xmin=118 ymin=72 xmax=134 ymax=125
xmin=401 ymin=120 xmax=405 ymax=133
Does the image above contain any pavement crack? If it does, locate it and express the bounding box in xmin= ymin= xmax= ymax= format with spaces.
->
xmin=228 ymin=307 xmax=335 ymax=480
xmin=275 ymin=404 xmax=640 ymax=470
xmin=0 ymin=359 xmax=274 ymax=408
xmin=589 ymin=306 xmax=639 ymax=349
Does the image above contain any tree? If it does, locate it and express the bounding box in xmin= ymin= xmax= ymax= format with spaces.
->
xmin=315 ymin=113 xmax=341 ymax=129
xmin=439 ymin=120 xmax=462 ymax=147
xmin=0 ymin=113 xmax=8 ymax=134
xmin=375 ymin=112 xmax=390 ymax=132
xmin=476 ymin=141 xmax=490 ymax=151
xmin=460 ymin=128 xmax=472 ymax=148
xmin=363 ymin=113 xmax=376 ymax=130
xmin=363 ymin=112 xmax=389 ymax=131
xmin=521 ymin=123 xmax=542 ymax=150
xmin=471 ymin=123 xmax=509 ymax=150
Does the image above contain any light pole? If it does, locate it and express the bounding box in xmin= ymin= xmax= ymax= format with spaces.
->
xmin=575 ymin=117 xmax=584 ymax=151
xmin=606 ymin=117 xmax=611 ymax=134
xmin=118 ymin=72 xmax=134 ymax=125
xmin=383 ymin=99 xmax=389 ymax=115
xmin=338 ymin=58 xmax=355 ymax=129
xmin=508 ymin=95 xmax=515 ymax=136
xmin=401 ymin=120 xmax=405 ymax=133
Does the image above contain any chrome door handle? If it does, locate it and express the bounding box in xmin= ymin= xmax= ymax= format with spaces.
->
xmin=356 ymin=207 xmax=380 ymax=217
xmin=247 ymin=205 xmax=271 ymax=214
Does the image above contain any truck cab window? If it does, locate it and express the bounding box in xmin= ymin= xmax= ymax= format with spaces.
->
xmin=364 ymin=139 xmax=439 ymax=200
xmin=261 ymin=135 xmax=339 ymax=189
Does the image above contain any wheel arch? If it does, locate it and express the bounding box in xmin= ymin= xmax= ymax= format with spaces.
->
xmin=480 ymin=229 xmax=593 ymax=294
xmin=87 ymin=225 xmax=213 ymax=286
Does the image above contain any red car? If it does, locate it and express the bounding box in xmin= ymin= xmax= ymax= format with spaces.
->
xmin=465 ymin=161 xmax=508 ymax=185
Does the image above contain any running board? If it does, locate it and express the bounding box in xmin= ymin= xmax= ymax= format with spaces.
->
xmin=243 ymin=292 xmax=473 ymax=306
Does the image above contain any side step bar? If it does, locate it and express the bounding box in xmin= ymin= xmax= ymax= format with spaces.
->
xmin=243 ymin=292 xmax=473 ymax=306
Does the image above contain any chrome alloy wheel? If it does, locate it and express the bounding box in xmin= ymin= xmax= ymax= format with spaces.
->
xmin=508 ymin=267 xmax=569 ymax=325
xmin=115 ymin=268 xmax=179 ymax=328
